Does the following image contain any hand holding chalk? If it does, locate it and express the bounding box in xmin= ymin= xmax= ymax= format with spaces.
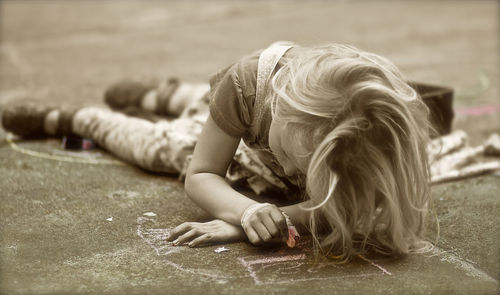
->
xmin=240 ymin=203 xmax=289 ymax=246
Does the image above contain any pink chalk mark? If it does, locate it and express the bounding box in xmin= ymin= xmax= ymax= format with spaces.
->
xmin=286 ymin=227 xmax=300 ymax=248
xmin=239 ymin=253 xmax=388 ymax=285
xmin=137 ymin=216 xmax=394 ymax=285
xmin=239 ymin=254 xmax=307 ymax=285
xmin=456 ymin=104 xmax=500 ymax=116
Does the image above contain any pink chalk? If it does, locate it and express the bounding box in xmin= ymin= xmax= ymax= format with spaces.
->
xmin=287 ymin=227 xmax=300 ymax=248
xmin=456 ymin=104 xmax=500 ymax=116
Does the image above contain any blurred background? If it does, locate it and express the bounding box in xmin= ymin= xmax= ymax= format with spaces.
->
xmin=1 ymin=1 xmax=498 ymax=116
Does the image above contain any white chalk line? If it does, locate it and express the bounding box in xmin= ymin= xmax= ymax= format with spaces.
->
xmin=358 ymin=254 xmax=392 ymax=275
xmin=430 ymin=247 xmax=498 ymax=283
xmin=6 ymin=133 xmax=125 ymax=165
xmin=136 ymin=217 xmax=244 ymax=281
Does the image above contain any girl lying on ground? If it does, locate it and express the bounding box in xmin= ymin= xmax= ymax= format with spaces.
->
xmin=2 ymin=41 xmax=433 ymax=259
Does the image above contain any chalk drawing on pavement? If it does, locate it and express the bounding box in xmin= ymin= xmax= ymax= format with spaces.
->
xmin=137 ymin=216 xmax=239 ymax=282
xmin=136 ymin=216 xmax=392 ymax=285
xmin=238 ymin=253 xmax=386 ymax=285
xmin=6 ymin=133 xmax=124 ymax=165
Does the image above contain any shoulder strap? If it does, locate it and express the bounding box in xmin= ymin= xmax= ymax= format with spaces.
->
xmin=251 ymin=42 xmax=294 ymax=140
xmin=255 ymin=42 xmax=294 ymax=103
xmin=242 ymin=42 xmax=297 ymax=190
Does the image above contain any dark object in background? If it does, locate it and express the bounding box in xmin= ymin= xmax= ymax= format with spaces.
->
xmin=409 ymin=82 xmax=454 ymax=137
xmin=62 ymin=136 xmax=95 ymax=150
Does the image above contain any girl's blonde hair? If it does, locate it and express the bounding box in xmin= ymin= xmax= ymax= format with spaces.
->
xmin=270 ymin=44 xmax=432 ymax=259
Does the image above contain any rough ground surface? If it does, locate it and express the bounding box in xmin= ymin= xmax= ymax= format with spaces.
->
xmin=0 ymin=1 xmax=499 ymax=294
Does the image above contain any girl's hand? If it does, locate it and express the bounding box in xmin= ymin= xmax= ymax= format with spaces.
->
xmin=167 ymin=219 xmax=245 ymax=247
xmin=241 ymin=204 xmax=288 ymax=245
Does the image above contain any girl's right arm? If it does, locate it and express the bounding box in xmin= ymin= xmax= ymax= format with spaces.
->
xmin=169 ymin=115 xmax=288 ymax=246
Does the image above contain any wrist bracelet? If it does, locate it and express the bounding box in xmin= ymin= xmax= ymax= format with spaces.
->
xmin=241 ymin=203 xmax=300 ymax=248
xmin=240 ymin=203 xmax=272 ymax=229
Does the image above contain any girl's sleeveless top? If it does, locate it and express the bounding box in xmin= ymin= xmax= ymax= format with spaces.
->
xmin=209 ymin=42 xmax=305 ymax=196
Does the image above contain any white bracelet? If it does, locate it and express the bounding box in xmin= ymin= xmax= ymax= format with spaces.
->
xmin=240 ymin=203 xmax=272 ymax=228
xmin=241 ymin=203 xmax=301 ymax=248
